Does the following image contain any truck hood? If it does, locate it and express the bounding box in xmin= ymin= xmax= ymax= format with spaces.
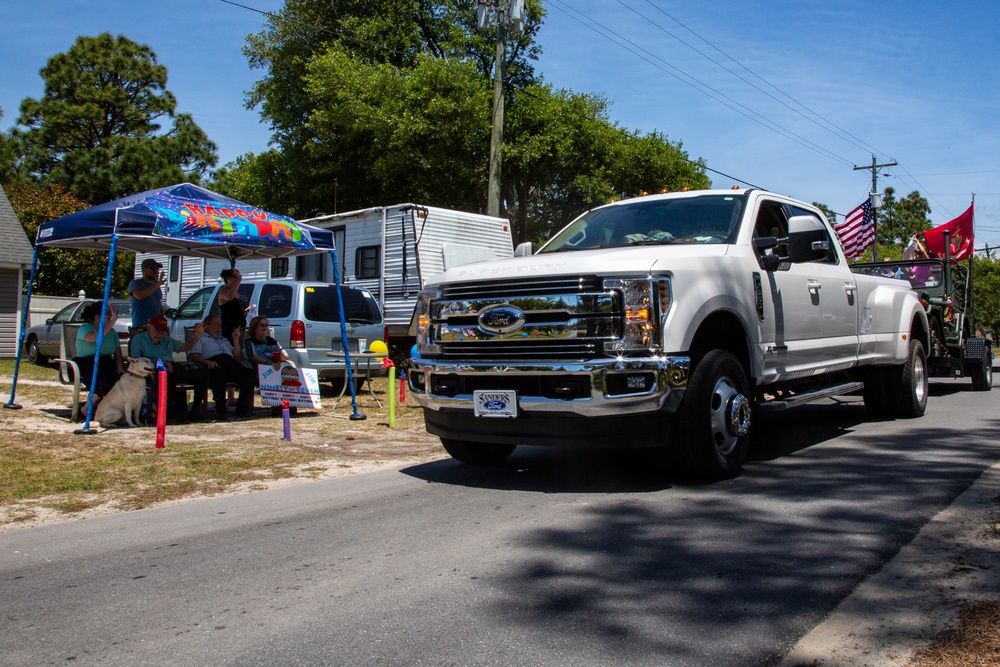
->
xmin=427 ymin=245 xmax=731 ymax=286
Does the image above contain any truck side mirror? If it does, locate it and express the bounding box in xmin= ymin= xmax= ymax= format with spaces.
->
xmin=786 ymin=215 xmax=831 ymax=263
xmin=753 ymin=236 xmax=785 ymax=272
xmin=164 ymin=307 xmax=177 ymax=319
xmin=514 ymin=242 xmax=533 ymax=257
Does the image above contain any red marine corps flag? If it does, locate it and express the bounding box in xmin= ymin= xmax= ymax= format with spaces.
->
xmin=923 ymin=203 xmax=975 ymax=261
xmin=834 ymin=198 xmax=875 ymax=259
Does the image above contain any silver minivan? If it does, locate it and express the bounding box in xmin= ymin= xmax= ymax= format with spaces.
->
xmin=164 ymin=280 xmax=385 ymax=384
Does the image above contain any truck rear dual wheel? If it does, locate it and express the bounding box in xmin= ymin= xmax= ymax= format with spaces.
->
xmin=673 ymin=350 xmax=751 ymax=480
xmin=861 ymin=367 xmax=892 ymax=418
xmin=971 ymin=346 xmax=993 ymax=391
xmin=887 ymin=338 xmax=928 ymax=418
xmin=441 ymin=438 xmax=515 ymax=465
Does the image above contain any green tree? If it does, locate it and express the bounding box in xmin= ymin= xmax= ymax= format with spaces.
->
xmin=240 ymin=0 xmax=708 ymax=241
xmin=877 ymin=187 xmax=930 ymax=249
xmin=304 ymin=48 xmax=492 ymax=213
xmin=243 ymin=0 xmax=542 ymax=217
xmin=6 ymin=182 xmax=134 ymax=297
xmin=505 ymin=85 xmax=708 ymax=244
xmin=972 ymin=256 xmax=1000 ymax=335
xmin=0 ymin=108 xmax=24 ymax=185
xmin=14 ymin=33 xmax=217 ymax=204
xmin=812 ymin=202 xmax=836 ymax=225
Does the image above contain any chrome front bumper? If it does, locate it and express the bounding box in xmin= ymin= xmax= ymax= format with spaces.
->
xmin=408 ymin=354 xmax=690 ymax=417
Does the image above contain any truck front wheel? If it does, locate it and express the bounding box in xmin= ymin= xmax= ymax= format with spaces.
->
xmin=674 ymin=350 xmax=751 ymax=480
xmin=441 ymin=438 xmax=515 ymax=465
xmin=888 ymin=339 xmax=928 ymax=418
xmin=971 ymin=346 xmax=993 ymax=391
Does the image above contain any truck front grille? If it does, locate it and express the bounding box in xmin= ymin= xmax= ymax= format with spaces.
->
xmin=432 ymin=275 xmax=617 ymax=362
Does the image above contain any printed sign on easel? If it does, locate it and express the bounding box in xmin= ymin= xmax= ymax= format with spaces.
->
xmin=258 ymin=364 xmax=322 ymax=409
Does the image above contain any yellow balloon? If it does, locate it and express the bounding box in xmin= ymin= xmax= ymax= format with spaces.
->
xmin=369 ymin=340 xmax=388 ymax=354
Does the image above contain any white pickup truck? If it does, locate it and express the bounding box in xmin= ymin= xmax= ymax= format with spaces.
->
xmin=407 ymin=189 xmax=929 ymax=479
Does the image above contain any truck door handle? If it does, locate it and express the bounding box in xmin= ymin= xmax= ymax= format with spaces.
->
xmin=807 ymin=280 xmax=821 ymax=292
xmin=844 ymin=283 xmax=857 ymax=294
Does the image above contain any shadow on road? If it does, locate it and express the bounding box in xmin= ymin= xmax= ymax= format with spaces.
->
xmin=399 ymin=391 xmax=1000 ymax=665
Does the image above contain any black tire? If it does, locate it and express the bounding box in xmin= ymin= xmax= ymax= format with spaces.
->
xmin=27 ymin=337 xmax=47 ymax=365
xmin=673 ymin=349 xmax=752 ymax=480
xmin=441 ymin=438 xmax=515 ymax=465
xmin=861 ymin=366 xmax=893 ymax=418
xmin=971 ymin=346 xmax=993 ymax=392
xmin=887 ymin=339 xmax=928 ymax=418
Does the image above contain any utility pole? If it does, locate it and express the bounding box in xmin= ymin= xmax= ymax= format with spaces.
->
xmin=477 ymin=1 xmax=524 ymax=218
xmin=853 ymin=154 xmax=897 ymax=261
xmin=488 ymin=9 xmax=506 ymax=218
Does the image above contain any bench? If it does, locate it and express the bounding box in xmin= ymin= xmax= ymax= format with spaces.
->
xmin=52 ymin=322 xmax=90 ymax=422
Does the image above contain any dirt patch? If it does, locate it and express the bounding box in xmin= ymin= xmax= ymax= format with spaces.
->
xmin=1 ymin=368 xmax=444 ymax=532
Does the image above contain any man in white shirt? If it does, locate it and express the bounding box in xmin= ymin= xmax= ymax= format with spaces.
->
xmin=189 ymin=315 xmax=257 ymax=420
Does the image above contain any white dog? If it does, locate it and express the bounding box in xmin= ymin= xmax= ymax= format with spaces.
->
xmin=94 ymin=356 xmax=157 ymax=428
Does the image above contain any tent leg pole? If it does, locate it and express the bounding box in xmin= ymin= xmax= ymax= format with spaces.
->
xmin=329 ymin=250 xmax=364 ymax=420
xmin=76 ymin=235 xmax=119 ymax=435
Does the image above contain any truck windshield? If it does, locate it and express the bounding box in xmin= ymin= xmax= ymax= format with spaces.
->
xmin=538 ymin=194 xmax=747 ymax=253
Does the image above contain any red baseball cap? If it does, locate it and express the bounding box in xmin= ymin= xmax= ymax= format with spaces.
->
xmin=148 ymin=315 xmax=169 ymax=332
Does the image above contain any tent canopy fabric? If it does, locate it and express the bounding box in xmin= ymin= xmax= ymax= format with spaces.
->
xmin=34 ymin=183 xmax=334 ymax=259
xmin=9 ymin=183 xmax=370 ymax=426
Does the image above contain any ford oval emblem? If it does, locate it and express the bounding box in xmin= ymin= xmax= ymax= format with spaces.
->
xmin=483 ymin=399 xmax=507 ymax=410
xmin=477 ymin=304 xmax=526 ymax=335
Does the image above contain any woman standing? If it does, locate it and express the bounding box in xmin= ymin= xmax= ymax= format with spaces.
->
xmin=73 ymin=302 xmax=125 ymax=398
xmin=218 ymin=268 xmax=246 ymax=406
xmin=217 ymin=268 xmax=246 ymax=344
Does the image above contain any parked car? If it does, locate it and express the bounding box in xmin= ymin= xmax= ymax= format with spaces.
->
xmin=164 ymin=280 xmax=385 ymax=385
xmin=23 ymin=299 xmax=132 ymax=365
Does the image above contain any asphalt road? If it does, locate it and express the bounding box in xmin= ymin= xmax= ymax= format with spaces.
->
xmin=3 ymin=377 xmax=999 ymax=667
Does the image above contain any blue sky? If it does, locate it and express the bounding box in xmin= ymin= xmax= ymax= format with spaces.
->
xmin=2 ymin=0 xmax=998 ymax=248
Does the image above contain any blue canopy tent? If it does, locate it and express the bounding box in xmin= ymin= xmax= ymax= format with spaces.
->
xmin=6 ymin=183 xmax=365 ymax=431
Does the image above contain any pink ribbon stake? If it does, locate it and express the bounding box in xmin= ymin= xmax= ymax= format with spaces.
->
xmin=155 ymin=360 xmax=167 ymax=449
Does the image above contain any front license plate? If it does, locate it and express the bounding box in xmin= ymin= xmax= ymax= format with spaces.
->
xmin=474 ymin=389 xmax=518 ymax=418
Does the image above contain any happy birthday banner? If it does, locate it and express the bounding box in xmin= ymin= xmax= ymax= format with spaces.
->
xmin=258 ymin=364 xmax=322 ymax=409
xmin=146 ymin=194 xmax=315 ymax=251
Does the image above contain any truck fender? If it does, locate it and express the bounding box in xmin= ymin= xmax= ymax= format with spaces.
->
xmin=883 ymin=286 xmax=929 ymax=361
xmin=678 ymin=302 xmax=756 ymax=381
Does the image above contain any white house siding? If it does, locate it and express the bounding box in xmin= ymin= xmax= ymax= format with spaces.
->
xmin=0 ymin=269 xmax=22 ymax=358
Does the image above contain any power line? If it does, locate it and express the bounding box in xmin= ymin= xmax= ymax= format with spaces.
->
xmin=626 ymin=0 xmax=887 ymax=160
xmin=910 ymin=170 xmax=1000 ymax=176
xmin=546 ymin=0 xmax=856 ymax=168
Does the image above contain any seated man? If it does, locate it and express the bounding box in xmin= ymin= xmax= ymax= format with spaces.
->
xmin=130 ymin=315 xmax=209 ymax=422
xmin=188 ymin=314 xmax=257 ymax=420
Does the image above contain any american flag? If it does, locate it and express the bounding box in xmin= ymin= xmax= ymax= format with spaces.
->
xmin=834 ymin=199 xmax=875 ymax=259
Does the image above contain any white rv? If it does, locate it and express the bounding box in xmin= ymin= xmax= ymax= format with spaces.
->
xmin=135 ymin=204 xmax=513 ymax=341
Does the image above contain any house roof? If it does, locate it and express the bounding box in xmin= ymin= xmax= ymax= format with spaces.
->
xmin=0 ymin=185 xmax=35 ymax=269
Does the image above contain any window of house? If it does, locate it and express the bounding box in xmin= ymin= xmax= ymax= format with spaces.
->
xmin=355 ymin=246 xmax=380 ymax=279
xmin=271 ymin=257 xmax=289 ymax=278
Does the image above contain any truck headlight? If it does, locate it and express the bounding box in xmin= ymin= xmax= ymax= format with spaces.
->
xmin=603 ymin=277 xmax=671 ymax=353
xmin=415 ymin=289 xmax=441 ymax=354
